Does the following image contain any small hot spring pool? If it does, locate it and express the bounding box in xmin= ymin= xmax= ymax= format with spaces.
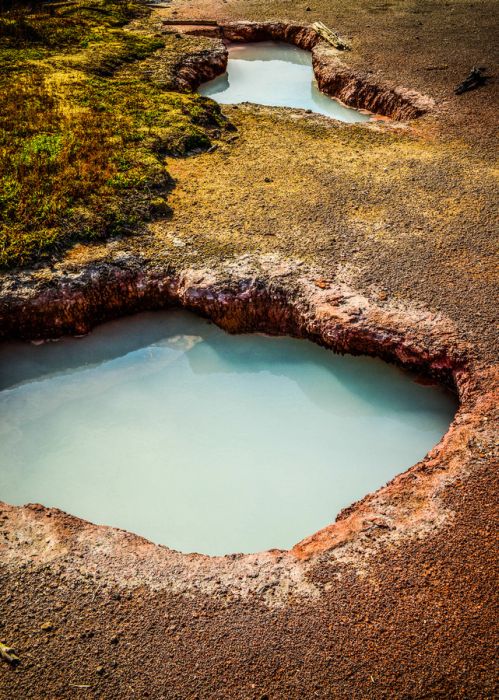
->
xmin=0 ymin=311 xmax=457 ymax=555
xmin=199 ymin=41 xmax=371 ymax=123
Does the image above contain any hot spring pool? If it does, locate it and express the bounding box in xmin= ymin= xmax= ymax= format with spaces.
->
xmin=0 ymin=311 xmax=457 ymax=555
xmin=199 ymin=41 xmax=371 ymax=122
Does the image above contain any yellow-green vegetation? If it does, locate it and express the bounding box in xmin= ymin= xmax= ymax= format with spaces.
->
xmin=0 ymin=0 xmax=226 ymax=268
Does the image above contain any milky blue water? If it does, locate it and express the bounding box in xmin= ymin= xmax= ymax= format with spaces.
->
xmin=199 ymin=41 xmax=371 ymax=123
xmin=0 ymin=311 xmax=456 ymax=555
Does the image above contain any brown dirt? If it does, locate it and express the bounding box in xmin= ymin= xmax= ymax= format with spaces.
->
xmin=0 ymin=0 xmax=498 ymax=697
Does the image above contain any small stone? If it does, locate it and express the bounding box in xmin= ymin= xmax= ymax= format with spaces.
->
xmin=96 ymin=665 xmax=105 ymax=675
xmin=314 ymin=279 xmax=329 ymax=289
xmin=264 ymin=177 xmax=273 ymax=183
xmin=40 ymin=621 xmax=53 ymax=631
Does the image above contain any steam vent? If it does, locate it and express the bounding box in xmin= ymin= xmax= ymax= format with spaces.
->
xmin=0 ymin=1 xmax=497 ymax=698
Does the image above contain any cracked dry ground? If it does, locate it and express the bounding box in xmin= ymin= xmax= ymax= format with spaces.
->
xmin=0 ymin=0 xmax=498 ymax=698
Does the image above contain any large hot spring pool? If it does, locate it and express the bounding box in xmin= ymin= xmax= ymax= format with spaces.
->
xmin=0 ymin=311 xmax=457 ymax=555
xmin=199 ymin=41 xmax=371 ymax=123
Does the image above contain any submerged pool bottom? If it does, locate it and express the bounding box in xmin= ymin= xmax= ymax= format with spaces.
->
xmin=0 ymin=311 xmax=457 ymax=555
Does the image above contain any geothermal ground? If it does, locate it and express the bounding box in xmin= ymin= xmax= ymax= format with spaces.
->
xmin=0 ymin=0 xmax=497 ymax=698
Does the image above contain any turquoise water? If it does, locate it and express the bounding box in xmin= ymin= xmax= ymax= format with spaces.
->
xmin=0 ymin=311 xmax=456 ymax=555
xmin=199 ymin=41 xmax=371 ymax=123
